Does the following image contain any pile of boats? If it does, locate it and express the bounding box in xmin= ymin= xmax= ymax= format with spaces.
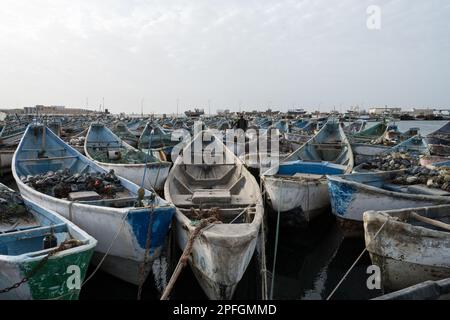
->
xmin=1 ymin=114 xmax=450 ymax=300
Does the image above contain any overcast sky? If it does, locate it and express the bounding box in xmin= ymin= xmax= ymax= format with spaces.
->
xmin=0 ymin=0 xmax=449 ymax=113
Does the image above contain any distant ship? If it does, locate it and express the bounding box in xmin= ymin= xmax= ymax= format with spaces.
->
xmin=287 ymin=108 xmax=307 ymax=115
xmin=185 ymin=108 xmax=205 ymax=117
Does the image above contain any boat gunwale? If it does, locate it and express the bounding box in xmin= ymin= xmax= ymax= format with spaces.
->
xmin=165 ymin=130 xmax=263 ymax=239
xmin=84 ymin=123 xmax=171 ymax=168
xmin=327 ymin=170 xmax=450 ymax=203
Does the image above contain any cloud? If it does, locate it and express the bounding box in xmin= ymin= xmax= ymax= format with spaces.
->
xmin=0 ymin=0 xmax=449 ymax=112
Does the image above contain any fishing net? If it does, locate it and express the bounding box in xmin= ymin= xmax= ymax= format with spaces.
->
xmin=20 ymin=168 xmax=125 ymax=199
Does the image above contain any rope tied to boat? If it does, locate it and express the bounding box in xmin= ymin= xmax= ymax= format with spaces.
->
xmin=0 ymin=239 xmax=83 ymax=294
xmin=137 ymin=197 xmax=156 ymax=300
xmin=160 ymin=214 xmax=222 ymax=300
xmin=326 ymin=218 xmax=389 ymax=300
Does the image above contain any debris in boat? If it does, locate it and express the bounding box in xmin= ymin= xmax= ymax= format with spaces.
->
xmin=392 ymin=166 xmax=450 ymax=191
xmin=20 ymin=168 xmax=124 ymax=199
xmin=69 ymin=136 xmax=85 ymax=147
xmin=359 ymin=152 xmax=419 ymax=171
xmin=189 ymin=207 xmax=222 ymax=222
xmin=0 ymin=188 xmax=34 ymax=224
xmin=87 ymin=147 xmax=152 ymax=164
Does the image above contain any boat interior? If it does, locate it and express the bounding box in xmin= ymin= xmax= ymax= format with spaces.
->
xmin=169 ymin=138 xmax=258 ymax=224
xmin=86 ymin=124 xmax=154 ymax=163
xmin=0 ymin=191 xmax=82 ymax=256
xmin=385 ymin=205 xmax=450 ymax=232
xmin=285 ymin=122 xmax=352 ymax=169
xmin=15 ymin=126 xmax=149 ymax=207
xmin=342 ymin=171 xmax=450 ymax=198
xmin=351 ymin=123 xmax=387 ymax=142
xmin=140 ymin=124 xmax=176 ymax=149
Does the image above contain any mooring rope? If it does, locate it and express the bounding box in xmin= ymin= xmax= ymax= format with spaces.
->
xmin=160 ymin=216 xmax=220 ymax=300
xmin=326 ymin=218 xmax=389 ymax=300
xmin=45 ymin=210 xmax=131 ymax=300
xmin=269 ymin=180 xmax=283 ymax=300
xmin=141 ymin=129 xmax=155 ymax=188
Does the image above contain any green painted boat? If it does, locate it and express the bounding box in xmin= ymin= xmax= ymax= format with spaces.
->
xmin=0 ymin=183 xmax=97 ymax=300
xmin=349 ymin=122 xmax=388 ymax=143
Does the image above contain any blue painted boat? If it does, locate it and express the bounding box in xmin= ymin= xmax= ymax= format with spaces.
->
xmin=344 ymin=120 xmax=366 ymax=135
xmin=12 ymin=123 xmax=176 ymax=285
xmin=388 ymin=135 xmax=429 ymax=155
xmin=111 ymin=121 xmax=139 ymax=147
xmin=0 ymin=122 xmax=28 ymax=146
xmin=328 ymin=170 xmax=450 ymax=237
xmin=351 ymin=123 xmax=425 ymax=164
xmin=85 ymin=123 xmax=171 ymax=192
xmin=262 ymin=119 xmax=354 ymax=222
xmin=0 ymin=183 xmax=97 ymax=300
xmin=126 ymin=119 xmax=147 ymax=137
xmin=139 ymin=122 xmax=179 ymax=161
xmin=271 ymin=119 xmax=289 ymax=133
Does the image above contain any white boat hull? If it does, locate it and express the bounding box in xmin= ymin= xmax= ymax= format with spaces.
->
xmin=91 ymin=160 xmax=170 ymax=192
xmin=174 ymin=211 xmax=260 ymax=300
xmin=263 ymin=176 xmax=330 ymax=221
xmin=16 ymin=183 xmax=161 ymax=285
xmin=328 ymin=177 xmax=450 ymax=223
xmin=364 ymin=209 xmax=450 ymax=291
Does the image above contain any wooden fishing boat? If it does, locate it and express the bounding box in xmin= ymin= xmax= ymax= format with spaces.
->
xmin=0 ymin=183 xmax=96 ymax=300
xmin=343 ymin=120 xmax=366 ymax=135
xmin=387 ymin=135 xmax=429 ymax=155
xmin=350 ymin=122 xmax=387 ymax=143
xmin=85 ymin=123 xmax=171 ymax=192
xmin=67 ymin=128 xmax=87 ymax=155
xmin=111 ymin=122 xmax=139 ymax=148
xmin=353 ymin=136 xmax=430 ymax=173
xmin=139 ymin=122 xmax=179 ymax=161
xmin=0 ymin=147 xmax=15 ymax=175
xmin=374 ymin=277 xmax=450 ymax=300
xmin=126 ymin=119 xmax=147 ymax=137
xmin=364 ymin=205 xmax=450 ymax=292
xmin=262 ymin=120 xmax=353 ymax=222
xmin=328 ymin=170 xmax=450 ymax=237
xmin=0 ymin=123 xmax=28 ymax=146
xmin=351 ymin=124 xmax=424 ymax=164
xmin=164 ymin=130 xmax=264 ymax=300
xmin=12 ymin=124 xmax=176 ymax=285
xmin=420 ymin=155 xmax=450 ymax=167
xmin=426 ymin=121 xmax=450 ymax=156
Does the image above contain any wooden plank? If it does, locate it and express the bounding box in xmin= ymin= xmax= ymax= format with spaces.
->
xmin=192 ymin=189 xmax=231 ymax=204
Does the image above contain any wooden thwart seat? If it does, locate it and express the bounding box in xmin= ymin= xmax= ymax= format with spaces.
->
xmin=192 ymin=189 xmax=232 ymax=204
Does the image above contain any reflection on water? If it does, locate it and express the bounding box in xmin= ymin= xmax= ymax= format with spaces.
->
xmin=265 ymin=209 xmax=382 ymax=300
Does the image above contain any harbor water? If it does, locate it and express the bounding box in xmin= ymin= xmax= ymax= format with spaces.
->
xmin=0 ymin=120 xmax=446 ymax=300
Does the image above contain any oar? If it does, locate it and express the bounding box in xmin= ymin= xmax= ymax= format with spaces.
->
xmin=410 ymin=211 xmax=450 ymax=232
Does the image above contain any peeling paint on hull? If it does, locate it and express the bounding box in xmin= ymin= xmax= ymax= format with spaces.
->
xmin=364 ymin=207 xmax=450 ymax=291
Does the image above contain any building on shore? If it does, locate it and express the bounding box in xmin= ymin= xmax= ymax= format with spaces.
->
xmin=368 ymin=107 xmax=402 ymax=115
xmin=21 ymin=105 xmax=94 ymax=115
xmin=411 ymin=108 xmax=434 ymax=117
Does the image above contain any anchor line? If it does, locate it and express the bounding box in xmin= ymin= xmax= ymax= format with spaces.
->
xmin=160 ymin=214 xmax=221 ymax=300
xmin=45 ymin=210 xmax=131 ymax=300
xmin=326 ymin=219 xmax=389 ymax=300
xmin=0 ymin=239 xmax=83 ymax=294
xmin=270 ymin=180 xmax=283 ymax=300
